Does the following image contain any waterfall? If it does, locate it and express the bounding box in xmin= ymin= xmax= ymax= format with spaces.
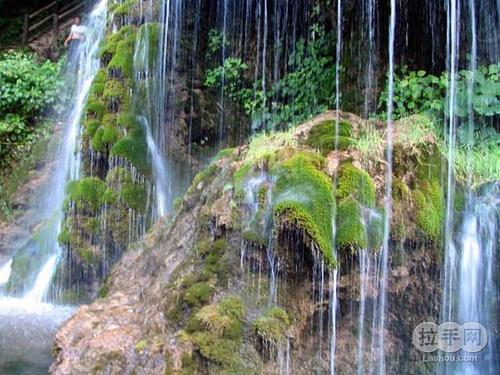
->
xmin=0 ymin=260 xmax=12 ymax=285
xmin=14 ymin=1 xmax=106 ymax=302
xmin=23 ymin=254 xmax=59 ymax=303
xmin=456 ymin=183 xmax=498 ymax=374
xmin=133 ymin=7 xmax=171 ymax=217
xmin=441 ymin=1 xmax=461 ymax=356
xmin=376 ymin=0 xmax=397 ymax=372
xmin=363 ymin=0 xmax=378 ymax=117
xmin=0 ymin=1 xmax=107 ymax=371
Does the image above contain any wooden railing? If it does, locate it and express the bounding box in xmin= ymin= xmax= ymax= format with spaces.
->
xmin=22 ymin=0 xmax=87 ymax=46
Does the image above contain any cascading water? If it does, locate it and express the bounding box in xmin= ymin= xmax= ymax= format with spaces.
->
xmin=375 ymin=0 xmax=397 ymax=373
xmin=0 ymin=1 xmax=107 ymax=372
xmin=456 ymin=183 xmax=498 ymax=374
xmin=441 ymin=0 xmax=461 ymax=329
xmin=0 ymin=260 xmax=12 ymax=285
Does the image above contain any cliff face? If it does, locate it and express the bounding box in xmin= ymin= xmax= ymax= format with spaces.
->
xmin=51 ymin=112 xmax=445 ymax=374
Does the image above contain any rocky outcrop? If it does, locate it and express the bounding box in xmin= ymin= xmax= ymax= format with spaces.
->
xmin=51 ymin=112 xmax=445 ymax=374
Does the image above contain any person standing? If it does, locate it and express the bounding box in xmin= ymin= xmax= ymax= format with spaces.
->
xmin=64 ymin=16 xmax=86 ymax=66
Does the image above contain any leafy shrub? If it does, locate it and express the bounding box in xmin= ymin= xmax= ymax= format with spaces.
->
xmin=379 ymin=64 xmax=500 ymax=121
xmin=0 ymin=51 xmax=61 ymax=117
xmin=204 ymin=27 xmax=337 ymax=130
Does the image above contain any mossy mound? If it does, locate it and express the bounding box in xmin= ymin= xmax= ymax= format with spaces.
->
xmin=305 ymin=119 xmax=353 ymax=154
xmin=336 ymin=163 xmax=376 ymax=207
xmin=110 ymin=131 xmax=150 ymax=176
xmin=108 ymin=39 xmax=135 ymax=79
xmin=272 ymin=151 xmax=335 ymax=264
xmin=252 ymin=307 xmax=290 ymax=348
xmin=187 ymin=296 xmax=246 ymax=371
xmin=335 ymin=198 xmax=367 ymax=251
xmin=412 ymin=181 xmax=445 ymax=240
xmin=66 ymin=177 xmax=108 ymax=212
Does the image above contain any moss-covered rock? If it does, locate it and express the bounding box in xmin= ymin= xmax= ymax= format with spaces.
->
xmin=252 ymin=307 xmax=290 ymax=347
xmin=187 ymin=296 xmax=246 ymax=371
xmin=412 ymin=181 xmax=444 ymax=240
xmin=335 ymin=198 xmax=367 ymax=252
xmin=66 ymin=177 xmax=107 ymax=212
xmin=305 ymin=119 xmax=353 ymax=154
xmin=336 ymin=162 xmax=376 ymax=207
xmin=272 ymin=152 xmax=336 ymax=264
xmin=107 ymin=32 xmax=136 ymax=79
xmin=184 ymin=282 xmax=215 ymax=307
xmin=110 ymin=131 xmax=150 ymax=175
xmin=120 ymin=182 xmax=148 ymax=212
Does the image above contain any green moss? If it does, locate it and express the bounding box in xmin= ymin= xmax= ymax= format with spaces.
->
xmin=135 ymin=339 xmax=147 ymax=353
xmin=413 ymin=181 xmax=444 ymax=240
xmin=252 ymin=307 xmax=290 ymax=346
xmin=213 ymin=147 xmax=235 ymax=162
xmin=85 ymin=99 xmax=106 ymax=120
xmin=233 ymin=162 xmax=253 ymax=200
xmin=218 ymin=296 xmax=245 ymax=323
xmin=66 ymin=178 xmax=106 ymax=211
xmin=113 ymin=0 xmax=140 ymax=17
xmin=57 ymin=226 xmax=71 ymax=245
xmin=77 ymin=247 xmax=98 ymax=265
xmin=102 ymin=126 xmax=119 ymax=145
xmin=305 ymin=120 xmax=353 ymax=154
xmin=336 ymin=163 xmax=376 ymax=207
xmin=192 ymin=332 xmax=241 ymax=367
xmin=107 ymin=31 xmax=136 ymax=78
xmin=335 ymin=198 xmax=367 ymax=252
xmin=103 ymin=79 xmax=129 ymax=102
xmin=89 ymin=69 xmax=107 ymax=97
xmin=135 ymin=23 xmax=161 ymax=70
xmin=188 ymin=163 xmax=218 ymax=194
xmin=184 ymin=282 xmax=215 ymax=307
xmin=85 ymin=120 xmax=100 ymax=138
xmin=203 ymin=239 xmax=229 ymax=283
xmin=81 ymin=217 xmax=99 ymax=235
xmin=272 ymin=152 xmax=335 ymax=264
xmin=110 ymin=132 xmax=150 ymax=175
xmin=91 ymin=127 xmax=105 ymax=151
xmin=242 ymin=229 xmax=267 ymax=246
xmin=121 ymin=182 xmax=147 ymax=212
xmin=99 ymin=25 xmax=135 ymax=57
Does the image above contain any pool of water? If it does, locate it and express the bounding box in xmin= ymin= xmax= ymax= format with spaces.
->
xmin=0 ymin=298 xmax=74 ymax=375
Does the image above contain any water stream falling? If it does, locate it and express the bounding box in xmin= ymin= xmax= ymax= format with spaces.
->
xmin=376 ymin=0 xmax=397 ymax=373
xmin=0 ymin=1 xmax=107 ymax=372
xmin=442 ymin=0 xmax=461 ymax=330
xmin=456 ymin=183 xmax=498 ymax=374
xmin=0 ymin=260 xmax=12 ymax=285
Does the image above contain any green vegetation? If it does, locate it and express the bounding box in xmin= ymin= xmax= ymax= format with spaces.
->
xmin=336 ymin=163 xmax=376 ymax=207
xmin=272 ymin=152 xmax=336 ymax=264
xmin=412 ymin=181 xmax=445 ymax=241
xmin=350 ymin=122 xmax=384 ymax=165
xmin=379 ymin=64 xmax=500 ymax=121
xmin=187 ymin=296 xmax=246 ymax=371
xmin=204 ymin=26 xmax=338 ymax=129
xmin=305 ymin=119 xmax=353 ymax=154
xmin=0 ymin=51 xmax=62 ymax=174
xmin=253 ymin=307 xmax=290 ymax=347
xmin=66 ymin=178 xmax=108 ymax=212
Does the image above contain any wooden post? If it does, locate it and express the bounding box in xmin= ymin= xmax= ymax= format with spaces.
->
xmin=53 ymin=13 xmax=59 ymax=49
xmin=22 ymin=14 xmax=29 ymax=45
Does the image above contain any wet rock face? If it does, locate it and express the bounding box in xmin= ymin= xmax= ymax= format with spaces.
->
xmin=50 ymin=112 xmax=447 ymax=374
